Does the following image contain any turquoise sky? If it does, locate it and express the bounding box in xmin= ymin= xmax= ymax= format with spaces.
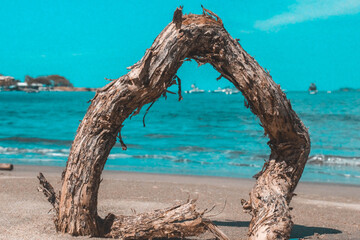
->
xmin=1 ymin=0 xmax=360 ymax=91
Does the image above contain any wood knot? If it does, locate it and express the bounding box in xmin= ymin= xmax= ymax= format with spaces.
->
xmin=241 ymin=199 xmax=252 ymax=210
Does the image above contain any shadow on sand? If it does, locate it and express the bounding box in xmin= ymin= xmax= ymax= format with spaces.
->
xmin=212 ymin=220 xmax=342 ymax=239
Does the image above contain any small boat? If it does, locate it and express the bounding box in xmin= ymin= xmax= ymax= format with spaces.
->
xmin=308 ymin=83 xmax=318 ymax=95
xmin=213 ymin=87 xmax=225 ymax=93
xmin=213 ymin=86 xmax=240 ymax=95
xmin=24 ymin=89 xmax=40 ymax=93
xmin=185 ymin=84 xmax=205 ymax=94
xmin=224 ymin=87 xmax=240 ymax=95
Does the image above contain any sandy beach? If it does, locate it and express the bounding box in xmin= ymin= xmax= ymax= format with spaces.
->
xmin=0 ymin=165 xmax=359 ymax=240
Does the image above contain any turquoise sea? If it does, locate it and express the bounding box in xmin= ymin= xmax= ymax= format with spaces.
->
xmin=0 ymin=91 xmax=359 ymax=185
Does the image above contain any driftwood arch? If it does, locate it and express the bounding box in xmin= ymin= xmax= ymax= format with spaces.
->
xmin=39 ymin=7 xmax=310 ymax=240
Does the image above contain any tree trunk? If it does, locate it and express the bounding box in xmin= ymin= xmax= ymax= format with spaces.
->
xmin=39 ymin=7 xmax=310 ymax=240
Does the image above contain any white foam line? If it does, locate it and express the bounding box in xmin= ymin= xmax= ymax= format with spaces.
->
xmin=0 ymin=176 xmax=32 ymax=179
xmin=297 ymin=198 xmax=360 ymax=211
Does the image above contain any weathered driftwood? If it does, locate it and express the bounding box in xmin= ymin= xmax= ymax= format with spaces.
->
xmin=39 ymin=6 xmax=310 ymax=240
xmin=38 ymin=175 xmax=228 ymax=239
xmin=106 ymin=199 xmax=229 ymax=239
xmin=0 ymin=163 xmax=13 ymax=171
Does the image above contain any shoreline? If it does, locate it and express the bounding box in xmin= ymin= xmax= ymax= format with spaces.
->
xmin=0 ymin=86 xmax=97 ymax=92
xmin=1 ymin=165 xmax=359 ymax=239
xmin=4 ymin=164 xmax=360 ymax=188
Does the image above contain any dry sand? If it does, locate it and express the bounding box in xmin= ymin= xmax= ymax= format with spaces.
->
xmin=0 ymin=165 xmax=359 ymax=240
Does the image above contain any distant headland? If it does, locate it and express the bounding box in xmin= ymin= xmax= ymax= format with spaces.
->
xmin=0 ymin=74 xmax=96 ymax=92
xmin=336 ymin=87 xmax=360 ymax=92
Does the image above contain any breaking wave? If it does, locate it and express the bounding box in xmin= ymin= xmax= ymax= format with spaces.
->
xmin=308 ymin=154 xmax=360 ymax=167
xmin=0 ymin=137 xmax=73 ymax=145
xmin=0 ymin=146 xmax=69 ymax=156
xmin=228 ymin=162 xmax=261 ymax=168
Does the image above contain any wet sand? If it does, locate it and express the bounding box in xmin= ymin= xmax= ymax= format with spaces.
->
xmin=0 ymin=165 xmax=359 ymax=240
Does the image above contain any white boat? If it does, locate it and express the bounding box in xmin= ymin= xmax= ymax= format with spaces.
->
xmin=24 ymin=89 xmax=39 ymax=93
xmin=224 ymin=88 xmax=240 ymax=95
xmin=308 ymin=83 xmax=318 ymax=95
xmin=213 ymin=87 xmax=240 ymax=94
xmin=185 ymin=84 xmax=205 ymax=94
xmin=213 ymin=87 xmax=226 ymax=93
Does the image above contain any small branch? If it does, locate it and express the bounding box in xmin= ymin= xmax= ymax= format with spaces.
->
xmin=252 ymin=160 xmax=269 ymax=179
xmin=130 ymin=106 xmax=142 ymax=119
xmin=126 ymin=60 xmax=141 ymax=70
xmin=191 ymin=55 xmax=212 ymax=67
xmin=118 ymin=125 xmax=127 ymax=150
xmin=244 ymin=99 xmax=250 ymax=109
xmin=143 ymin=101 xmax=156 ymax=127
xmin=201 ymin=5 xmax=223 ymax=25
xmin=241 ymin=199 xmax=252 ymax=212
xmin=87 ymin=92 xmax=98 ymax=104
xmin=195 ymin=60 xmax=206 ymax=67
xmin=181 ymin=58 xmax=192 ymax=62
xmin=174 ymin=75 xmax=183 ymax=101
xmin=205 ymin=199 xmax=227 ymax=218
xmin=204 ymin=220 xmax=230 ymax=240
xmin=37 ymin=172 xmax=59 ymax=213
xmin=165 ymin=90 xmax=176 ymax=94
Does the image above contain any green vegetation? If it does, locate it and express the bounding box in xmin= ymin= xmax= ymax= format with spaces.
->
xmin=25 ymin=75 xmax=73 ymax=87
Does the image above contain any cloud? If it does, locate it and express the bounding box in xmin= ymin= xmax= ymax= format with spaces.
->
xmin=254 ymin=0 xmax=360 ymax=31
xmin=239 ymin=30 xmax=254 ymax=34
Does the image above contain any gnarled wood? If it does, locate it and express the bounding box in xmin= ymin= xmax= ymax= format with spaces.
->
xmin=39 ymin=6 xmax=310 ymax=240
xmin=106 ymin=199 xmax=229 ymax=240
xmin=38 ymin=172 xmax=228 ymax=239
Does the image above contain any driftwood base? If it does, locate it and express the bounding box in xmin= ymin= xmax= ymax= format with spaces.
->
xmin=38 ymin=173 xmax=229 ymax=239
xmin=106 ymin=199 xmax=228 ymax=239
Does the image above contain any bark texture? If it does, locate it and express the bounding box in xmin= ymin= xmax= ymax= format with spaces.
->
xmin=106 ymin=199 xmax=228 ymax=239
xmin=39 ymin=7 xmax=310 ymax=240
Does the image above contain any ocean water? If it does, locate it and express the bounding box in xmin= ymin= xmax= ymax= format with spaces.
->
xmin=0 ymin=91 xmax=359 ymax=185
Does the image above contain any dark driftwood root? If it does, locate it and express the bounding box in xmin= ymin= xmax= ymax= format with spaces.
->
xmin=39 ymin=6 xmax=310 ymax=240
xmin=106 ymin=199 xmax=228 ymax=239
xmin=0 ymin=163 xmax=13 ymax=171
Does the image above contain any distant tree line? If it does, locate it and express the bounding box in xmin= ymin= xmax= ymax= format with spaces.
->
xmin=1 ymin=73 xmax=73 ymax=88
xmin=0 ymin=73 xmax=19 ymax=87
xmin=25 ymin=75 xmax=73 ymax=87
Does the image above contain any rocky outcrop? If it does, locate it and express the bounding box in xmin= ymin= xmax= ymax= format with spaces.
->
xmin=47 ymin=75 xmax=73 ymax=87
xmin=0 ymin=75 xmax=18 ymax=87
xmin=25 ymin=74 xmax=73 ymax=87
